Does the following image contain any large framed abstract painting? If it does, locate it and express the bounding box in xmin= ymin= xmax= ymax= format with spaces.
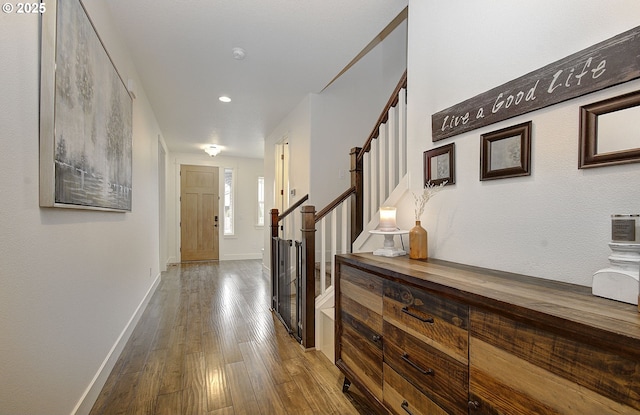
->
xmin=40 ymin=0 xmax=133 ymax=211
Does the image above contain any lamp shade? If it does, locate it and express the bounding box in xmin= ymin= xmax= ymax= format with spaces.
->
xmin=378 ymin=206 xmax=397 ymax=231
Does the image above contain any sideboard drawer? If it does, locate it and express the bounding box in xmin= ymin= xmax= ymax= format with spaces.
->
xmin=384 ymin=279 xmax=468 ymax=363
xmin=383 ymin=363 xmax=448 ymax=415
xmin=470 ymin=308 xmax=640 ymax=415
xmin=337 ymin=264 xmax=384 ymax=401
xmin=384 ymin=320 xmax=468 ymax=415
xmin=341 ymin=264 xmax=384 ymax=311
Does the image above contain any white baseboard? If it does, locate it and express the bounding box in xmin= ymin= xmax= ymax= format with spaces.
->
xmin=70 ymin=273 xmax=162 ymax=415
xmin=221 ymin=253 xmax=262 ymax=260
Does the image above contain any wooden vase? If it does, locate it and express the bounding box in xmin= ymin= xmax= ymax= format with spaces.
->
xmin=409 ymin=221 xmax=428 ymax=259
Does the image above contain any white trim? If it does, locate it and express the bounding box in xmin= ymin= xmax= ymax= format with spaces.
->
xmin=70 ymin=273 xmax=161 ymax=415
xmin=221 ymin=253 xmax=263 ymax=261
xmin=315 ymin=286 xmax=335 ymax=361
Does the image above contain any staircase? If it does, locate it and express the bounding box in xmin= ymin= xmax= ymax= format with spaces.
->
xmin=270 ymin=71 xmax=408 ymax=362
xmin=315 ymin=71 xmax=408 ymax=362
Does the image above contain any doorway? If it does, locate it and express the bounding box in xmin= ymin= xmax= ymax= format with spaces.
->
xmin=275 ymin=138 xmax=293 ymax=238
xmin=180 ymin=164 xmax=219 ymax=261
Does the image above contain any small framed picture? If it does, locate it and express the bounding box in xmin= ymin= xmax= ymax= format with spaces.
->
xmin=480 ymin=121 xmax=531 ymax=181
xmin=424 ymin=143 xmax=455 ymax=186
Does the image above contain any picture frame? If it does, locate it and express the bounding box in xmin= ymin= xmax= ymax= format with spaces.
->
xmin=40 ymin=0 xmax=133 ymax=211
xmin=579 ymin=89 xmax=640 ymax=169
xmin=480 ymin=121 xmax=531 ymax=181
xmin=424 ymin=143 xmax=455 ymax=186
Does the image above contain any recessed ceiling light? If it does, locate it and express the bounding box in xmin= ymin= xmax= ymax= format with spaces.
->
xmin=219 ymin=96 xmax=231 ymax=103
xmin=232 ymin=47 xmax=246 ymax=60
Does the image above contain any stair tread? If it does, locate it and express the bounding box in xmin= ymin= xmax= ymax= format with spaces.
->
xmin=320 ymin=307 xmax=335 ymax=319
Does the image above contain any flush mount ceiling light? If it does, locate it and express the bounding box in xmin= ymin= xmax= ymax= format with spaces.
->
xmin=218 ymin=96 xmax=231 ymax=103
xmin=204 ymin=145 xmax=221 ymax=157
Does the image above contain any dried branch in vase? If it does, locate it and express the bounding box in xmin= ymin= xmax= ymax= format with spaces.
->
xmin=413 ymin=181 xmax=447 ymax=221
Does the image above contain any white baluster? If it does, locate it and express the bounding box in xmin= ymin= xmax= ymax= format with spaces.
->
xmin=363 ymin=152 xmax=371 ymax=224
xmin=341 ymin=199 xmax=349 ymax=255
xmin=378 ymin=125 xmax=387 ymax=204
xmin=388 ymin=104 xmax=398 ymax=190
xmin=320 ymin=216 xmax=326 ymax=296
xmin=399 ymin=88 xmax=407 ymax=177
xmin=370 ymin=139 xmax=379 ymax=216
xmin=331 ymin=210 xmax=337 ymax=292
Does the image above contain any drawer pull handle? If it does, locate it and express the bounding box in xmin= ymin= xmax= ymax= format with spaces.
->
xmin=401 ymin=306 xmax=434 ymax=323
xmin=401 ymin=400 xmax=415 ymax=415
xmin=371 ymin=334 xmax=381 ymax=342
xmin=401 ymin=353 xmax=434 ymax=376
xmin=468 ymin=400 xmax=481 ymax=410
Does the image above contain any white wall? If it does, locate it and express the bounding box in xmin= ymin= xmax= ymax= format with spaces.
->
xmin=403 ymin=0 xmax=640 ymax=286
xmin=0 ymin=1 xmax=164 ymax=414
xmin=309 ymin=19 xmax=408 ymax=208
xmin=263 ymin=96 xmax=312 ymax=269
xmin=263 ymin=19 xmax=408 ymax=270
xmin=166 ymin=153 xmax=265 ymax=262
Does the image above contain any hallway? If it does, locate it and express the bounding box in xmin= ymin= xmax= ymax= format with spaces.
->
xmin=89 ymin=260 xmax=377 ymax=415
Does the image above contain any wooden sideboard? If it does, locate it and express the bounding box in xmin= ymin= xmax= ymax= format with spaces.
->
xmin=335 ymin=253 xmax=640 ymax=415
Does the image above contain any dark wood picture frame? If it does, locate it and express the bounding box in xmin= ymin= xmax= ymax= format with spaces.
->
xmin=424 ymin=143 xmax=455 ymax=186
xmin=579 ymin=89 xmax=640 ymax=169
xmin=480 ymin=121 xmax=531 ymax=181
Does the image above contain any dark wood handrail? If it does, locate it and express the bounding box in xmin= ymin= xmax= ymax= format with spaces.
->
xmin=357 ymin=70 xmax=407 ymax=163
xmin=279 ymin=194 xmax=309 ymax=222
xmin=315 ymin=186 xmax=356 ymax=223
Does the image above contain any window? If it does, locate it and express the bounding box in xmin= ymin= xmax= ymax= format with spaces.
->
xmin=224 ymin=168 xmax=233 ymax=235
xmin=257 ymin=176 xmax=264 ymax=226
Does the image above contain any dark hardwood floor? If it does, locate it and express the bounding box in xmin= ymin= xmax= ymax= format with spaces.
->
xmin=89 ymin=260 xmax=378 ymax=415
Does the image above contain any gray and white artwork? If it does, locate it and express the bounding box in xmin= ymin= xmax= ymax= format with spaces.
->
xmin=490 ymin=135 xmax=521 ymax=170
xmin=53 ymin=0 xmax=132 ymax=210
xmin=431 ymin=153 xmax=450 ymax=180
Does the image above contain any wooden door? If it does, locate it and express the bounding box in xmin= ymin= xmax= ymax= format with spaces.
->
xmin=180 ymin=165 xmax=219 ymax=261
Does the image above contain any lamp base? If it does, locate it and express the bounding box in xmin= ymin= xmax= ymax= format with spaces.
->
xmin=373 ymin=246 xmax=407 ymax=257
xmin=369 ymin=230 xmax=408 ymax=257
xmin=592 ymin=268 xmax=639 ymax=305
xmin=592 ymin=242 xmax=640 ymax=305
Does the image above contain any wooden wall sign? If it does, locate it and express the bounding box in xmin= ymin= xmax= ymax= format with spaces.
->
xmin=431 ymin=25 xmax=640 ymax=142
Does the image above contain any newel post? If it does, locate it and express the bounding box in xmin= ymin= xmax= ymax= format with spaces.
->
xmin=270 ymin=208 xmax=280 ymax=239
xmin=350 ymin=147 xmax=363 ymax=245
xmin=270 ymin=208 xmax=279 ymax=310
xmin=300 ymin=205 xmax=316 ymax=349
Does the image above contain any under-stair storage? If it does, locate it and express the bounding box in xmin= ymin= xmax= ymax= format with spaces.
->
xmin=335 ymin=253 xmax=640 ymax=415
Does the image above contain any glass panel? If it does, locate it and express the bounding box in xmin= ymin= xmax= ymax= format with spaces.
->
xmin=224 ymin=168 xmax=233 ymax=235
xmin=257 ymin=176 xmax=265 ymax=226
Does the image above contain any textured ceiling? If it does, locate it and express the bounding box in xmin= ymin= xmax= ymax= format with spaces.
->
xmin=104 ymin=0 xmax=408 ymax=158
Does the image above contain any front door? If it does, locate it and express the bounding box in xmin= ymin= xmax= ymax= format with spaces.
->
xmin=180 ymin=164 xmax=219 ymax=261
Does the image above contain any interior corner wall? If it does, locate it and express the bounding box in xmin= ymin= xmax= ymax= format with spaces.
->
xmin=0 ymin=1 xmax=164 ymax=414
xmin=309 ymin=19 xmax=408 ymax=209
xmin=166 ymin=153 xmax=265 ymax=263
xmin=261 ymin=19 xmax=408 ymax=272
xmin=262 ymin=96 xmax=312 ymax=270
xmin=404 ymin=0 xmax=640 ymax=286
